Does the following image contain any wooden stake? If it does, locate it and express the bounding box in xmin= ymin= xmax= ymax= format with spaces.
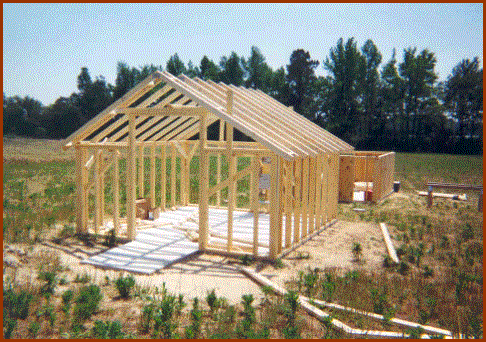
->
xmin=127 ymin=114 xmax=137 ymax=240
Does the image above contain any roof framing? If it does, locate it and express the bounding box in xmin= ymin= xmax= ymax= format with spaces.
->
xmin=63 ymin=71 xmax=354 ymax=159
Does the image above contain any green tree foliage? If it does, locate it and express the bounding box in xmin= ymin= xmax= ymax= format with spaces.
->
xmin=323 ymin=38 xmax=365 ymax=144
xmin=199 ymin=55 xmax=220 ymax=81
xmin=219 ymin=51 xmax=245 ymax=86
xmin=3 ymin=44 xmax=482 ymax=154
xmin=245 ymin=46 xmax=273 ymax=92
xmin=286 ymin=49 xmax=319 ymax=120
xmin=445 ymin=57 xmax=483 ymax=140
xmin=166 ymin=53 xmax=186 ymax=76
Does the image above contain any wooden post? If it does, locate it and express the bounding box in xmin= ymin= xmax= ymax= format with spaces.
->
xmin=226 ymin=89 xmax=235 ymax=252
xmin=308 ymin=157 xmax=316 ymax=233
xmin=138 ymin=145 xmax=144 ymax=198
xmin=161 ymin=145 xmax=166 ymax=210
xmin=127 ymin=114 xmax=137 ymax=240
xmin=94 ymin=149 xmax=101 ymax=234
xmin=315 ymin=155 xmax=323 ymax=228
xmin=75 ymin=146 xmax=88 ymax=234
xmin=113 ymin=150 xmax=120 ymax=236
xmin=100 ymin=150 xmax=105 ymax=227
xmin=150 ymin=144 xmax=156 ymax=208
xmin=284 ymin=160 xmax=292 ymax=248
xmin=171 ymin=143 xmax=176 ymax=208
xmin=269 ymin=154 xmax=279 ymax=259
xmin=427 ymin=185 xmax=433 ymax=208
xmin=251 ymin=155 xmax=259 ymax=257
xmin=277 ymin=157 xmax=284 ymax=253
xmin=199 ymin=112 xmax=209 ymax=250
xmin=217 ymin=120 xmax=225 ymax=206
xmin=301 ymin=157 xmax=309 ymax=239
xmin=293 ymin=158 xmax=302 ymax=244
xmin=182 ymin=142 xmax=189 ymax=206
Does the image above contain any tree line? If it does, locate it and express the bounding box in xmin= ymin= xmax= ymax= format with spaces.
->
xmin=3 ymin=38 xmax=483 ymax=154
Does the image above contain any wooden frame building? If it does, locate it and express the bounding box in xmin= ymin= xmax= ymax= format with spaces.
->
xmin=63 ymin=71 xmax=354 ymax=259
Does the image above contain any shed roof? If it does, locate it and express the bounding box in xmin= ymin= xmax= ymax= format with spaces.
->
xmin=63 ymin=71 xmax=353 ymax=159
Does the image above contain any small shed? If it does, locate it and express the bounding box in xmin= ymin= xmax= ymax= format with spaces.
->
xmin=63 ymin=71 xmax=354 ymax=259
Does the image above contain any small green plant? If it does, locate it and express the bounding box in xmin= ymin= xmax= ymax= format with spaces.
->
xmin=28 ymin=321 xmax=41 ymax=338
xmin=185 ymin=298 xmax=203 ymax=339
xmin=296 ymin=251 xmax=311 ymax=260
xmin=352 ymin=242 xmax=363 ymax=262
xmin=139 ymin=302 xmax=156 ymax=334
xmin=103 ymin=229 xmax=117 ymax=248
xmin=303 ymin=268 xmax=319 ymax=297
xmin=422 ymin=265 xmax=434 ymax=278
xmin=74 ymin=273 xmax=91 ymax=283
xmin=206 ymin=289 xmax=220 ymax=316
xmin=383 ymin=255 xmax=395 ymax=268
xmin=273 ymin=258 xmax=285 ymax=269
xmin=153 ymin=294 xmax=177 ymax=339
xmin=3 ymin=285 xmax=33 ymax=320
xmin=321 ymin=274 xmax=336 ymax=302
xmin=370 ymin=287 xmax=389 ymax=315
xmin=73 ymin=284 xmax=103 ymax=323
xmin=460 ymin=223 xmax=474 ymax=241
xmin=92 ymin=320 xmax=125 ymax=339
xmin=61 ymin=289 xmax=74 ymax=314
xmin=239 ymin=254 xmax=254 ymax=266
xmin=38 ymin=270 xmax=58 ymax=297
xmin=115 ymin=274 xmax=136 ymax=299
xmin=397 ymin=261 xmax=409 ymax=275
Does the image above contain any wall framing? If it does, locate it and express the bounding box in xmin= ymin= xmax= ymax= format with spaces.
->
xmin=65 ymin=71 xmax=352 ymax=260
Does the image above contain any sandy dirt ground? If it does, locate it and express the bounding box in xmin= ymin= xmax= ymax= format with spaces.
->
xmin=4 ymin=220 xmax=388 ymax=305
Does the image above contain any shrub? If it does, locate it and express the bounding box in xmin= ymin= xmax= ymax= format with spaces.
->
xmin=28 ymin=321 xmax=41 ymax=338
xmin=38 ymin=270 xmax=58 ymax=296
xmin=139 ymin=302 xmax=156 ymax=334
xmin=153 ymin=294 xmax=177 ymax=339
xmin=352 ymin=242 xmax=363 ymax=262
xmin=92 ymin=320 xmax=125 ymax=339
xmin=239 ymin=254 xmax=254 ymax=266
xmin=73 ymin=284 xmax=103 ymax=322
xmin=460 ymin=223 xmax=474 ymax=241
xmin=3 ymin=286 xmax=33 ymax=320
xmin=74 ymin=273 xmax=91 ymax=284
xmin=273 ymin=258 xmax=285 ymax=269
xmin=422 ymin=265 xmax=434 ymax=278
xmin=397 ymin=261 xmax=409 ymax=275
xmin=303 ymin=268 xmax=319 ymax=297
xmin=383 ymin=255 xmax=395 ymax=268
xmin=103 ymin=229 xmax=117 ymax=248
xmin=206 ymin=289 xmax=220 ymax=316
xmin=321 ymin=274 xmax=336 ymax=302
xmin=185 ymin=298 xmax=203 ymax=339
xmin=369 ymin=287 xmax=389 ymax=315
xmin=115 ymin=274 xmax=136 ymax=299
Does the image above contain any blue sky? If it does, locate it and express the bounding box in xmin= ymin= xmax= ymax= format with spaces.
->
xmin=3 ymin=3 xmax=483 ymax=106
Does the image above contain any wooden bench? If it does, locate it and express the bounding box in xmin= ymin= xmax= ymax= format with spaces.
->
xmin=426 ymin=182 xmax=483 ymax=212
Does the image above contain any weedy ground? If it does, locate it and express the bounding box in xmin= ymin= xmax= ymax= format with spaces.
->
xmin=3 ymin=137 xmax=483 ymax=338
